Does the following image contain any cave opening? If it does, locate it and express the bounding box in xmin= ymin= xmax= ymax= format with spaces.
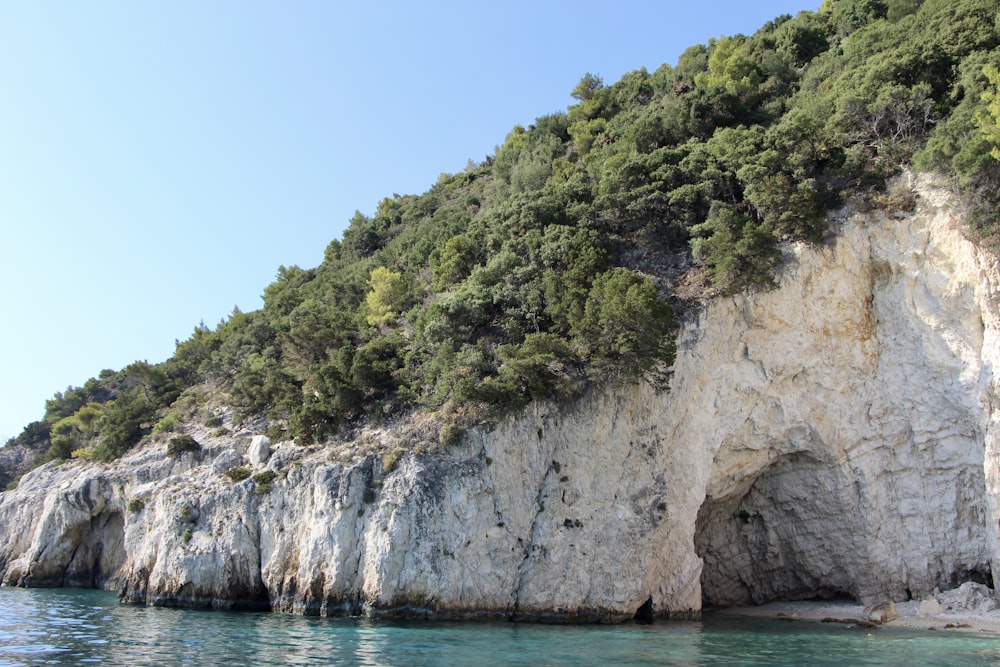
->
xmin=633 ymin=596 xmax=654 ymax=622
xmin=693 ymin=452 xmax=857 ymax=608
xmin=60 ymin=510 xmax=127 ymax=589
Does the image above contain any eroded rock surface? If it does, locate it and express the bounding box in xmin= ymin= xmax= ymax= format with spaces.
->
xmin=1 ymin=176 xmax=998 ymax=620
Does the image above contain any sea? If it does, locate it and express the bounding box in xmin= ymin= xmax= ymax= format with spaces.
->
xmin=2 ymin=587 xmax=999 ymax=666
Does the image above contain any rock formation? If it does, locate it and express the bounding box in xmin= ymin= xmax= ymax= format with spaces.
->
xmin=1 ymin=175 xmax=998 ymax=621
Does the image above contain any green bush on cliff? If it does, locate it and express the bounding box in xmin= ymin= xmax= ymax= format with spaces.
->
xmin=223 ymin=466 xmax=251 ymax=483
xmin=167 ymin=435 xmax=201 ymax=458
xmin=252 ymin=469 xmax=279 ymax=494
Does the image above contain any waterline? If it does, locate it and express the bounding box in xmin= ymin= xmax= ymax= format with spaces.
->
xmin=2 ymin=588 xmax=999 ymax=666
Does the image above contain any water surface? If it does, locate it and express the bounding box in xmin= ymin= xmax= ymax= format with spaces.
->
xmin=2 ymin=587 xmax=999 ymax=666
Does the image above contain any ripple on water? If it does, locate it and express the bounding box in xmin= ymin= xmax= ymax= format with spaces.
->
xmin=3 ymin=588 xmax=1000 ymax=667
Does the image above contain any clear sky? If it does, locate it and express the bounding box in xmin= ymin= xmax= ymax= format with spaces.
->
xmin=0 ymin=1 xmax=818 ymax=441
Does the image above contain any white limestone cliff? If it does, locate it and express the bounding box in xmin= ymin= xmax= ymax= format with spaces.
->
xmin=1 ymin=175 xmax=998 ymax=620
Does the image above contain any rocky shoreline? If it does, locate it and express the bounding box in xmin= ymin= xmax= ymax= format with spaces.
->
xmin=714 ymin=582 xmax=1000 ymax=635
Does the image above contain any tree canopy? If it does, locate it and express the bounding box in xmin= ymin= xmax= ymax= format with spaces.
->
xmin=5 ymin=0 xmax=1000 ymax=474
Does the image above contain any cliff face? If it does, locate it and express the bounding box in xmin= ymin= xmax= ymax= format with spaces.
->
xmin=1 ymin=176 xmax=998 ymax=620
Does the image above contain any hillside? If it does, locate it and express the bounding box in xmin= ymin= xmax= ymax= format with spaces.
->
xmin=2 ymin=173 xmax=998 ymax=620
xmin=3 ymin=0 xmax=1000 ymax=487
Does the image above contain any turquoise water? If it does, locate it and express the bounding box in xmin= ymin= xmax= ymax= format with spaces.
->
xmin=2 ymin=588 xmax=999 ymax=666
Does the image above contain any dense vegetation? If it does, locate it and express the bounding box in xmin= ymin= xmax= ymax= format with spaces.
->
xmin=4 ymin=0 xmax=1000 ymax=479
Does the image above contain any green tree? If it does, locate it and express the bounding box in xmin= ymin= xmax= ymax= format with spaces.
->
xmin=696 ymin=36 xmax=762 ymax=99
xmin=364 ymin=266 xmax=405 ymax=327
xmin=571 ymin=72 xmax=604 ymax=101
xmin=572 ymin=268 xmax=675 ymax=383
xmin=826 ymin=0 xmax=889 ymax=35
xmin=350 ymin=335 xmax=405 ymax=395
xmin=433 ymin=234 xmax=478 ymax=288
xmin=497 ymin=333 xmax=578 ymax=404
xmin=691 ymin=205 xmax=782 ymax=293
xmin=978 ymin=64 xmax=1000 ymax=159
xmin=47 ymin=415 xmax=83 ymax=460
xmin=91 ymin=395 xmax=157 ymax=462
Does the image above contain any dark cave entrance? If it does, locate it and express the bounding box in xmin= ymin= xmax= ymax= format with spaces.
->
xmin=693 ymin=452 xmax=856 ymax=608
xmin=62 ymin=510 xmax=126 ymax=589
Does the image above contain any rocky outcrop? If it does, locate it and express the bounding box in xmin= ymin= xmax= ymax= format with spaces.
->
xmin=1 ymin=175 xmax=998 ymax=620
xmin=691 ymin=176 xmax=1000 ymax=608
xmin=0 ymin=438 xmax=44 ymax=491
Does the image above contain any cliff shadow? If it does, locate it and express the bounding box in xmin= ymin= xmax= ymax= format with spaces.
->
xmin=62 ymin=509 xmax=126 ymax=589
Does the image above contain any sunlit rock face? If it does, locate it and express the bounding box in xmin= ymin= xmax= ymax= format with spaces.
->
xmin=688 ymin=175 xmax=999 ymax=608
xmin=1 ymin=175 xmax=998 ymax=620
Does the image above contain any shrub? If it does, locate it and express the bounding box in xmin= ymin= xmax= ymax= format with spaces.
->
xmin=223 ymin=466 xmax=251 ymax=483
xmin=439 ymin=422 xmax=466 ymax=446
xmin=170 ymin=390 xmax=201 ymax=416
xmin=127 ymin=498 xmax=145 ymax=513
xmin=181 ymin=528 xmax=192 ymax=543
xmin=167 ymin=435 xmax=201 ymax=458
xmin=204 ymin=416 xmax=223 ymax=428
xmin=265 ymin=422 xmax=287 ymax=442
xmin=251 ymin=470 xmax=278 ymax=485
xmin=152 ymin=414 xmax=181 ymax=435
xmin=382 ymin=447 xmax=406 ymax=474
xmin=874 ymin=179 xmax=917 ymax=213
xmin=252 ymin=469 xmax=279 ymax=494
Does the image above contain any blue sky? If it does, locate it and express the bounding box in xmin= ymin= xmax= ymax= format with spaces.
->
xmin=0 ymin=1 xmax=818 ymax=440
